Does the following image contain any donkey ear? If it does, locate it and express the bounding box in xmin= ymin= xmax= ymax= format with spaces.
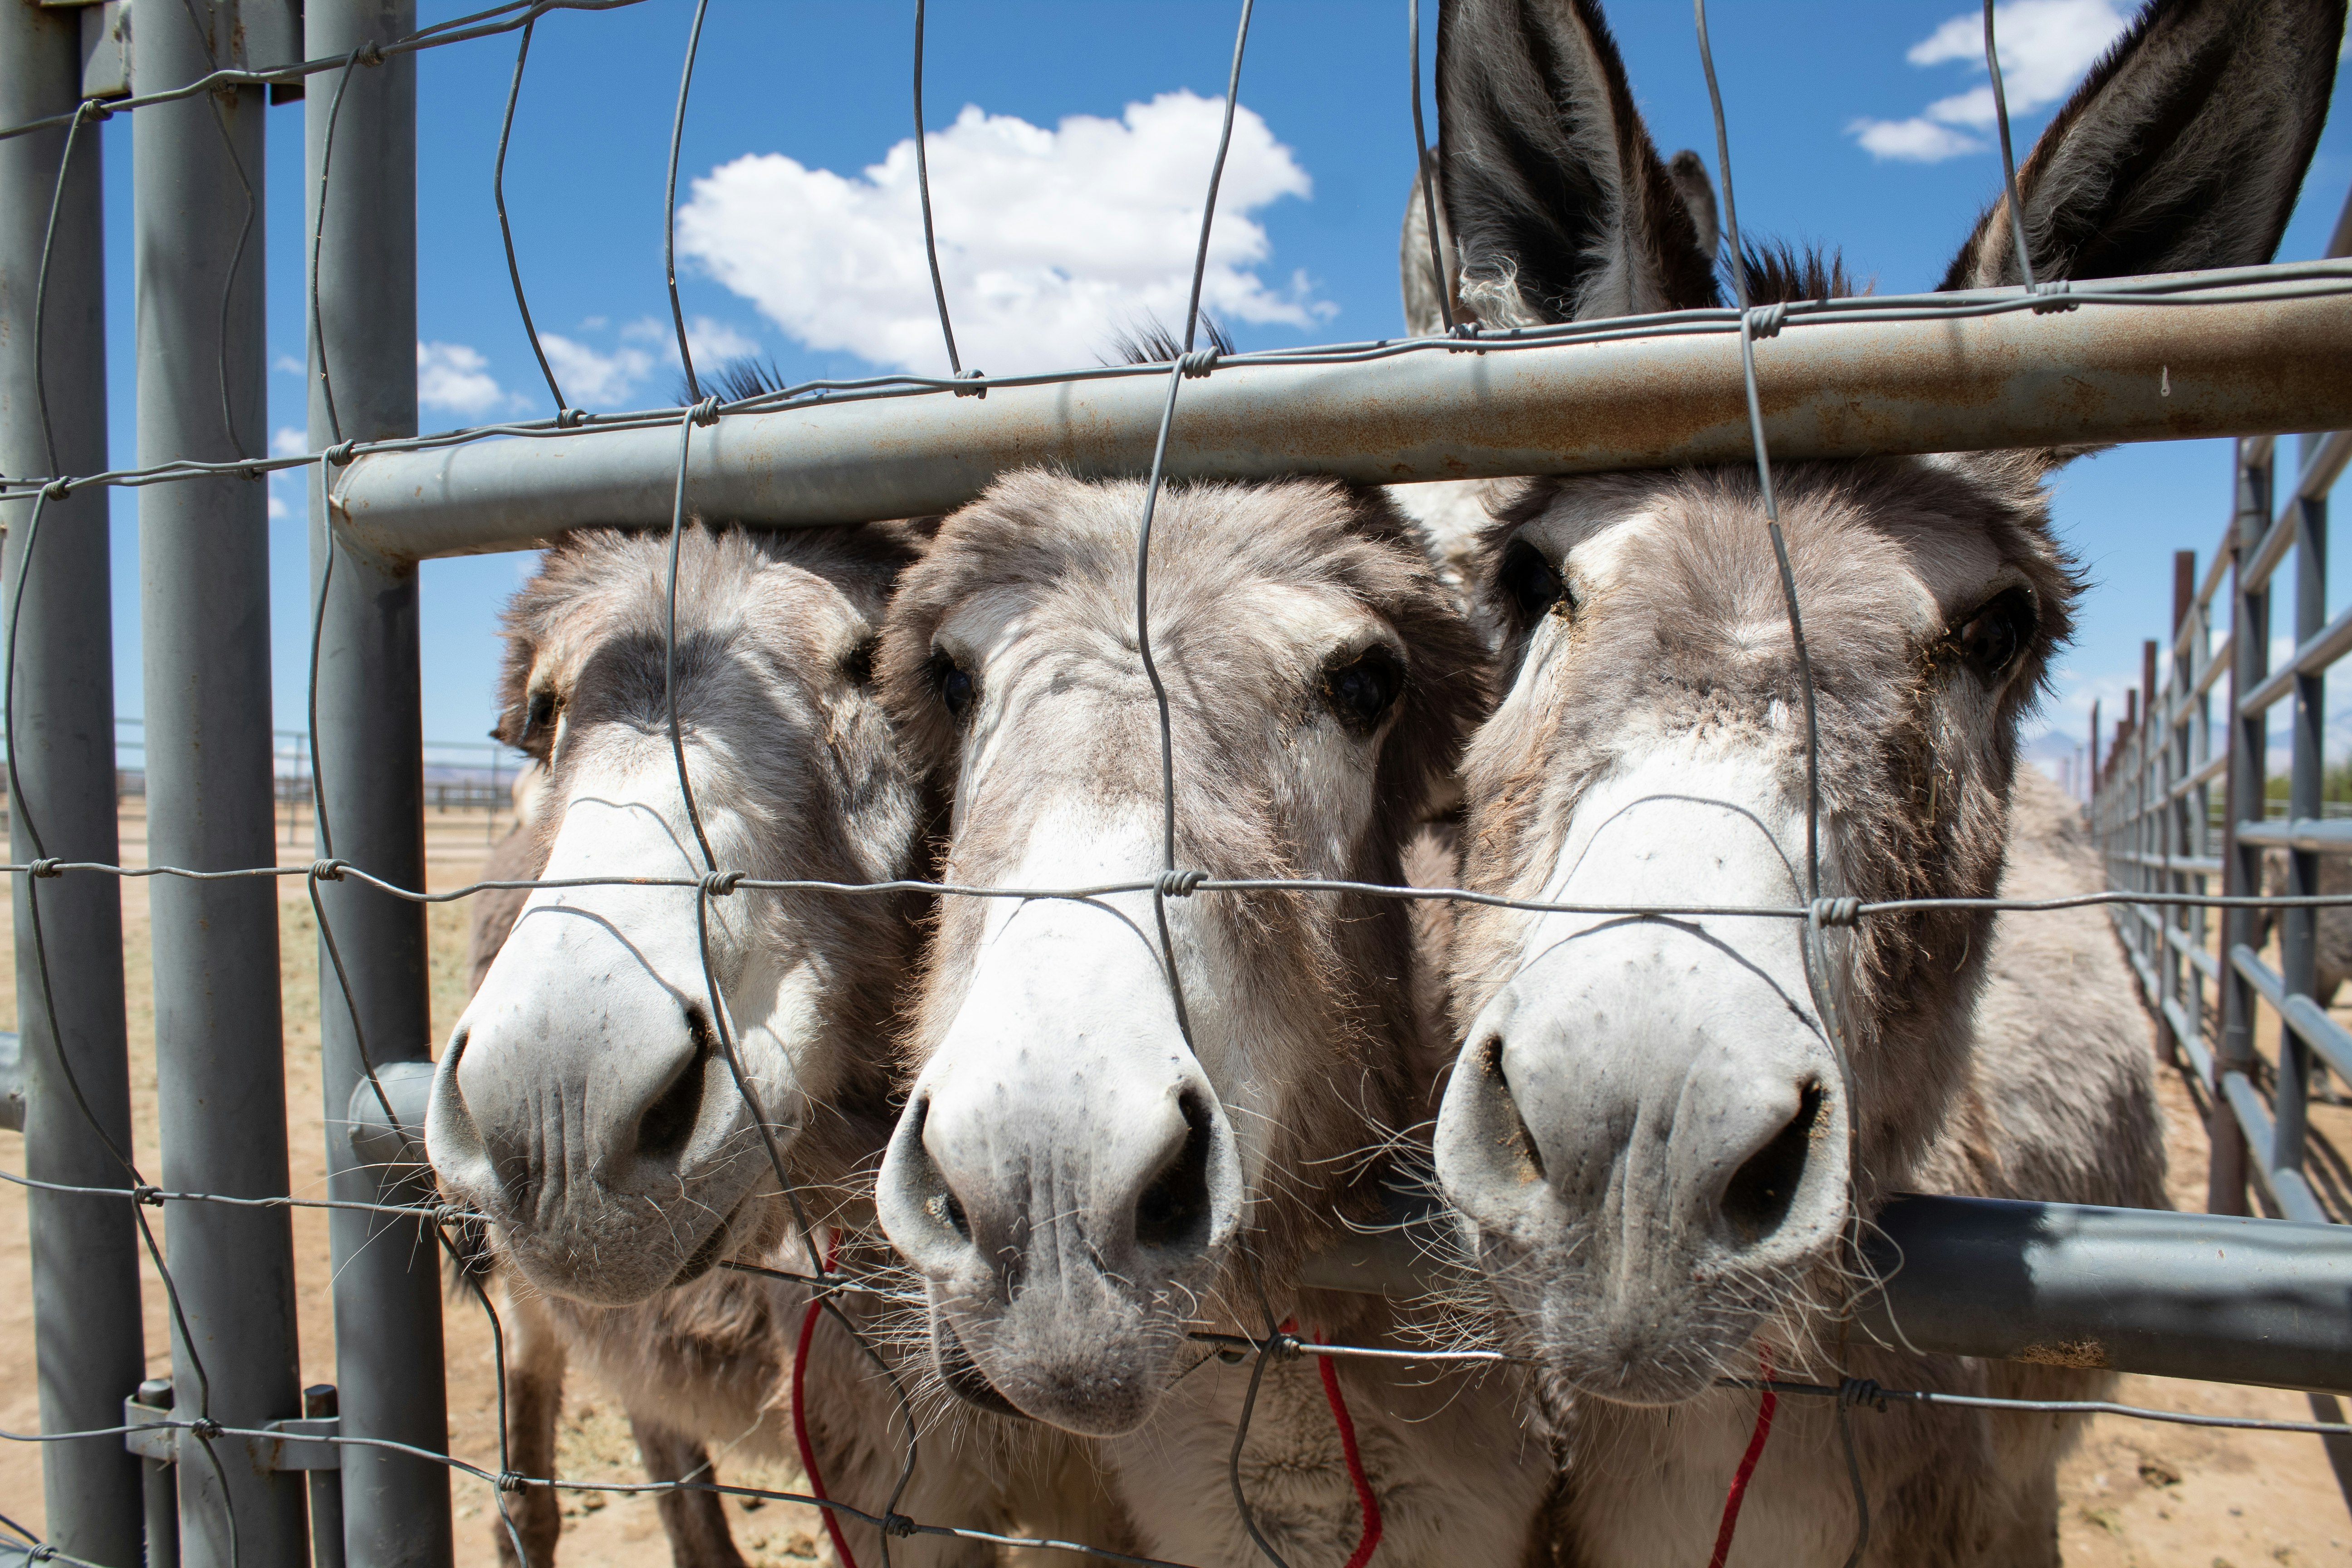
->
xmin=1940 ymin=0 xmax=2345 ymax=290
xmin=1434 ymin=0 xmax=1720 ymax=323
xmin=1400 ymin=148 xmax=1460 ymax=336
xmin=1666 ymin=150 xmax=1721 ymax=264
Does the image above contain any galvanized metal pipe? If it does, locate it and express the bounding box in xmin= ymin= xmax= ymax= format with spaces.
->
xmin=137 ymin=1380 xmax=178 ymax=1568
xmin=304 ymin=4 xmax=451 ymax=1561
xmin=133 ymin=5 xmax=308 ymax=1560
xmin=2278 ymin=473 xmax=2327 ymax=1189
xmin=1856 ymin=1196 xmax=2352 ymax=1394
xmin=2215 ymin=442 xmax=2273 ymax=1216
xmin=1310 ymin=1192 xmax=2352 ymax=1394
xmin=0 ymin=7 xmax=147 ymax=1559
xmin=332 ymin=277 xmax=2352 ymax=559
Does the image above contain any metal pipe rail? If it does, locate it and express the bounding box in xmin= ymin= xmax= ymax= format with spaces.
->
xmin=1303 ymin=1191 xmax=2352 ymax=1396
xmin=332 ymin=272 xmax=2352 ymax=560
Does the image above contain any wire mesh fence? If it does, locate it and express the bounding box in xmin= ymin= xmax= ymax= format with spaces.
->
xmin=5 ymin=1 xmax=2352 ymax=1566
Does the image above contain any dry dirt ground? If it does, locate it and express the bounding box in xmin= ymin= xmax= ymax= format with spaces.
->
xmin=0 ymin=803 xmax=2347 ymax=1566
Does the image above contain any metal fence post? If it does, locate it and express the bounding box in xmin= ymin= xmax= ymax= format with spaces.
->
xmin=2216 ymin=441 xmax=2273 ymax=1216
xmin=133 ymin=3 xmax=308 ymax=1560
xmin=2277 ymin=456 xmax=2325 ymax=1180
xmin=137 ymin=1379 xmax=179 ymax=1568
xmin=2164 ymin=552 xmax=2196 ymax=1066
xmin=0 ymin=7 xmax=147 ymax=1562
xmin=304 ymin=3 xmax=451 ymax=1562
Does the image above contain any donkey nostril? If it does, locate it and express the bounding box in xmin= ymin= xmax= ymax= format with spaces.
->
xmin=1489 ymin=1039 xmax=1547 ymax=1185
xmin=1721 ymin=1081 xmax=1824 ymax=1246
xmin=1135 ymin=1090 xmax=1214 ymax=1251
xmin=634 ymin=1006 xmax=715 ymax=1167
xmin=933 ymin=1186 xmax=971 ymax=1242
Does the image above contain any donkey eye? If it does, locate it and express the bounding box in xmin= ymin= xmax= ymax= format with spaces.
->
xmin=930 ymin=649 xmax=977 ymax=719
xmin=1499 ymin=539 xmax=1567 ymax=620
xmin=1952 ymin=587 xmax=2038 ymax=682
xmin=521 ymin=689 xmax=559 ymax=746
xmin=1323 ymin=646 xmax=1404 ymax=730
xmin=841 ymin=636 xmax=878 ymax=686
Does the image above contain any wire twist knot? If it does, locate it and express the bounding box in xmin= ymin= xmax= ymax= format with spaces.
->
xmin=701 ymin=870 xmax=745 ymax=898
xmin=953 ymin=369 xmax=988 ymax=398
xmin=324 ymin=441 xmax=358 ymax=467
xmin=882 ymin=1513 xmax=920 ymax=1539
xmin=27 ymin=1544 xmax=56 ymax=1562
xmin=1156 ymin=868 xmax=1207 ymax=897
xmin=41 ymin=479 xmax=70 ymax=501
xmin=354 ymin=40 xmax=386 ymax=67
xmin=132 ymin=1184 xmax=164 ymax=1207
xmin=311 ymin=859 xmax=349 ymax=884
xmin=1745 ymin=300 xmax=1789 ymax=339
xmin=188 ymin=1417 xmax=223 ymax=1440
xmin=27 ymin=858 xmax=63 ymax=879
xmin=1810 ymin=896 xmax=1862 ymax=927
xmin=1179 ymin=348 xmax=1220 ymax=378
xmin=2028 ymin=279 xmax=2076 ymax=314
xmin=1837 ymin=1376 xmax=1888 ymax=1412
xmin=690 ymin=396 xmax=722 ymax=427
xmin=556 ymin=407 xmax=588 ymax=429
xmin=496 ymin=1470 xmax=528 ymax=1494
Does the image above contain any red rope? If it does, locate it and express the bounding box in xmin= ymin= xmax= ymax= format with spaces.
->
xmin=1707 ymin=1346 xmax=1777 ymax=1568
xmin=792 ymin=1235 xmax=859 ymax=1568
xmin=1308 ymin=1323 xmax=1383 ymax=1568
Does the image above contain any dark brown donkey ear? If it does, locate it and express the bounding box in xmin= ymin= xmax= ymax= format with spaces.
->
xmin=1941 ymin=0 xmax=2345 ymax=291
xmin=1434 ymin=0 xmax=1721 ymax=324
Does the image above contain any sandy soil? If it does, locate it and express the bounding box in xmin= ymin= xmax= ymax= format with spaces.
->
xmin=1 ymin=802 xmax=2347 ymax=1565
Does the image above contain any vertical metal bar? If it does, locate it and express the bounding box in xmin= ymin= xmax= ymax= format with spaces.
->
xmin=0 ymin=8 xmax=147 ymax=1562
xmin=2277 ymin=486 xmax=2324 ymax=1179
xmin=2139 ymin=639 xmax=2160 ymax=1030
xmin=138 ymin=1380 xmax=178 ymax=1568
xmin=2163 ymin=556 xmax=2195 ymax=1064
xmin=2217 ymin=441 xmax=2273 ymax=1216
xmin=133 ymin=3 xmax=309 ymax=1561
xmin=304 ymin=4 xmax=450 ymax=1563
xmin=304 ymin=1385 xmax=345 ymax=1568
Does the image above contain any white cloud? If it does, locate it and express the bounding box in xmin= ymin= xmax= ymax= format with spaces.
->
xmin=273 ymin=353 xmax=305 ymax=376
xmin=688 ymin=316 xmax=760 ymax=366
xmin=676 ymin=91 xmax=1331 ymax=376
xmin=265 ymin=426 xmax=306 ymax=519
xmin=538 ymin=333 xmax=656 ymax=407
xmin=1848 ymin=0 xmax=2130 ymax=164
xmin=417 ymin=341 xmax=507 ymax=416
xmin=1852 ymin=118 xmax=1985 ymax=162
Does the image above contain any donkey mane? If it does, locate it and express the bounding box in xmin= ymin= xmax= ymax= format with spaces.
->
xmin=1102 ymin=314 xmax=1238 ymax=367
xmin=1737 ymin=240 xmax=1853 ymax=306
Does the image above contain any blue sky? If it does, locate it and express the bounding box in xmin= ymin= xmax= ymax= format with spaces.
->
xmin=74 ymin=0 xmax=2352 ymax=774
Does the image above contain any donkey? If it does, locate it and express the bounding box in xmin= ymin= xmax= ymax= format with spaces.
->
xmin=2259 ymin=849 xmax=2352 ymax=1009
xmin=870 ymin=470 xmax=1554 ymax=1565
xmin=1417 ymin=0 xmax=2339 ymax=1561
xmin=426 ymin=521 xmax=1031 ymax=1568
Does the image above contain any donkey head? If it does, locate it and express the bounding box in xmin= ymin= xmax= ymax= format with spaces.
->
xmin=1425 ymin=0 xmax=2339 ymax=1403
xmin=873 ymin=472 xmax=1480 ymax=1435
xmin=427 ymin=524 xmax=927 ymax=1305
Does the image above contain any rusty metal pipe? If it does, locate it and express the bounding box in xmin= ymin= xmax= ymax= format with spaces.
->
xmin=333 ymin=269 xmax=2352 ymax=561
